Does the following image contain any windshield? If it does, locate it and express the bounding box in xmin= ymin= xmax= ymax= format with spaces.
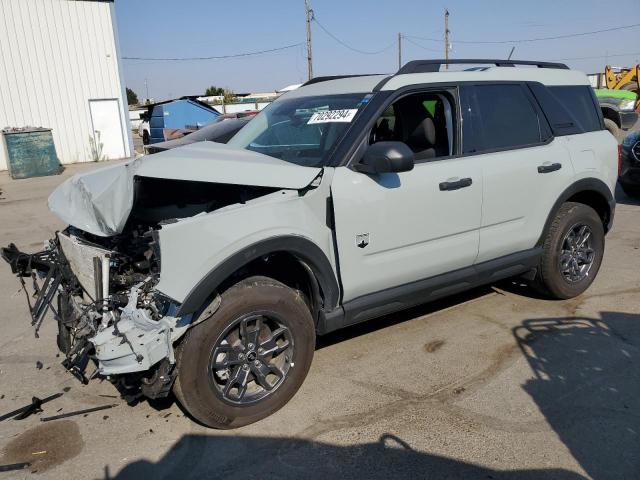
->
xmin=228 ymin=93 xmax=370 ymax=167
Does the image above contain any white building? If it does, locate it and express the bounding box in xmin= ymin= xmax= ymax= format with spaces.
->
xmin=0 ymin=0 xmax=132 ymax=171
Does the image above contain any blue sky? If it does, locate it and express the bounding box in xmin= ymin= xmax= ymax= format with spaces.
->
xmin=115 ymin=0 xmax=640 ymax=101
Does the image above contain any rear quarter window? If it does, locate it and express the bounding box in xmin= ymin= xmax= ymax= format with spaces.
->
xmin=548 ymin=86 xmax=602 ymax=133
xmin=532 ymin=85 xmax=602 ymax=135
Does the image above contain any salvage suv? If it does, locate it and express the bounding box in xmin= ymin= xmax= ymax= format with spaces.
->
xmin=2 ymin=59 xmax=617 ymax=428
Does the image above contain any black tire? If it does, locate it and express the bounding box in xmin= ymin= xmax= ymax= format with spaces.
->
xmin=173 ymin=276 xmax=315 ymax=429
xmin=535 ymin=202 xmax=604 ymax=299
xmin=603 ymin=118 xmax=620 ymax=139
xmin=620 ymin=182 xmax=640 ymax=198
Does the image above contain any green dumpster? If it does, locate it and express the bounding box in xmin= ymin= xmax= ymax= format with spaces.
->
xmin=2 ymin=128 xmax=63 ymax=179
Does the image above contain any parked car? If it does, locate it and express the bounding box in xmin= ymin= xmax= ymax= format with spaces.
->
xmin=619 ymin=129 xmax=640 ymax=196
xmin=144 ymin=117 xmax=252 ymax=154
xmin=594 ymin=88 xmax=638 ymax=138
xmin=138 ymin=97 xmax=226 ymax=145
xmin=2 ymin=59 xmax=617 ymax=429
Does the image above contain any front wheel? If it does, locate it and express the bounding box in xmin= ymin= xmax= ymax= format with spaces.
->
xmin=535 ymin=202 xmax=605 ymax=299
xmin=173 ymin=276 xmax=315 ymax=429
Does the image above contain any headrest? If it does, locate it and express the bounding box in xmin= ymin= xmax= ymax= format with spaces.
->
xmin=408 ymin=117 xmax=436 ymax=148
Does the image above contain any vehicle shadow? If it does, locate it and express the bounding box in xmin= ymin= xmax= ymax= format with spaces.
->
xmin=513 ymin=311 xmax=640 ymax=480
xmin=104 ymin=432 xmax=586 ymax=480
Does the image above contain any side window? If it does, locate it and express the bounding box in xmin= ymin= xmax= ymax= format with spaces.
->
xmin=547 ymin=86 xmax=602 ymax=133
xmin=370 ymin=91 xmax=456 ymax=161
xmin=461 ymin=84 xmax=543 ymax=153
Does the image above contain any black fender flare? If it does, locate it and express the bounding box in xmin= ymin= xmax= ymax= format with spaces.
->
xmin=536 ymin=178 xmax=615 ymax=246
xmin=175 ymin=236 xmax=340 ymax=316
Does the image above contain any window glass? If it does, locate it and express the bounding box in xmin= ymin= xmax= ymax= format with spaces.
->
xmin=461 ymin=84 xmax=542 ymax=153
xmin=228 ymin=93 xmax=368 ymax=167
xmin=370 ymin=92 xmax=455 ymax=160
xmin=547 ymin=86 xmax=601 ymax=133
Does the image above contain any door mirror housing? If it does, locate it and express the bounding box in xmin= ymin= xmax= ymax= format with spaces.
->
xmin=354 ymin=141 xmax=415 ymax=174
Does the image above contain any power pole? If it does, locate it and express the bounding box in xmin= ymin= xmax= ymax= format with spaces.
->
xmin=305 ymin=0 xmax=313 ymax=80
xmin=398 ymin=33 xmax=402 ymax=70
xmin=444 ymin=9 xmax=450 ymax=69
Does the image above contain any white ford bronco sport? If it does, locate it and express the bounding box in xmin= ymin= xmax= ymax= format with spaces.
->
xmin=2 ymin=59 xmax=617 ymax=428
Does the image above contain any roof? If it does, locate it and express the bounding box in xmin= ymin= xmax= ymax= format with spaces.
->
xmin=281 ymin=61 xmax=590 ymax=100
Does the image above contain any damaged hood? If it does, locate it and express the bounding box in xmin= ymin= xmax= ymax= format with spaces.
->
xmin=48 ymin=142 xmax=322 ymax=237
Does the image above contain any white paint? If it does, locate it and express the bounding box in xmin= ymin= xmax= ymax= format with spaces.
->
xmin=0 ymin=0 xmax=132 ymax=171
xmin=89 ymin=99 xmax=126 ymax=160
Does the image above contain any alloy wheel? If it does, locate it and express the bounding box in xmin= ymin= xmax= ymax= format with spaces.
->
xmin=559 ymin=223 xmax=595 ymax=283
xmin=209 ymin=312 xmax=294 ymax=405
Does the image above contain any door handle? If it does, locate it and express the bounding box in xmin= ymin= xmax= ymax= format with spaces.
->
xmin=439 ymin=178 xmax=473 ymax=191
xmin=537 ymin=162 xmax=562 ymax=174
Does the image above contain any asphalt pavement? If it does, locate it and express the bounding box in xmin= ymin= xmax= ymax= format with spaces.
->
xmin=0 ymin=158 xmax=639 ymax=479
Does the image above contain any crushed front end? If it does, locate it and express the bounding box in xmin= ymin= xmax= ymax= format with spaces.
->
xmin=1 ymin=226 xmax=186 ymax=401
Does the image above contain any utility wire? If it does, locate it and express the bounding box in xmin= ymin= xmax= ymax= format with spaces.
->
xmin=403 ymin=36 xmax=441 ymax=53
xmin=122 ymin=43 xmax=304 ymax=61
xmin=551 ymin=51 xmax=640 ymax=62
xmin=405 ymin=23 xmax=640 ymax=45
xmin=312 ymin=16 xmax=396 ymax=55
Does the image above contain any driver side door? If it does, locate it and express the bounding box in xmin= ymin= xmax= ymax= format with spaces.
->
xmin=330 ymin=89 xmax=483 ymax=310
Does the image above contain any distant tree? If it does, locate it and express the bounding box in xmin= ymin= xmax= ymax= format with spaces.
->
xmin=126 ymin=87 xmax=139 ymax=105
xmin=205 ymin=86 xmax=236 ymax=103
xmin=223 ymin=89 xmax=236 ymax=103
xmin=205 ymin=86 xmax=225 ymax=96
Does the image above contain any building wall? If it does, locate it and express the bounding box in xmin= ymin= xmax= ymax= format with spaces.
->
xmin=0 ymin=0 xmax=132 ymax=171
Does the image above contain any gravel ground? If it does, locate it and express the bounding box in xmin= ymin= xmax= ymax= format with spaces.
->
xmin=0 ymin=160 xmax=639 ymax=479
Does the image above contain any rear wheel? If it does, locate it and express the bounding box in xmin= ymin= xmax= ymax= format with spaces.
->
xmin=535 ymin=202 xmax=604 ymax=299
xmin=173 ymin=276 xmax=315 ymax=429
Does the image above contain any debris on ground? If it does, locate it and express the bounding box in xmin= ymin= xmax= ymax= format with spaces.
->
xmin=0 ymin=393 xmax=63 ymax=421
xmin=0 ymin=462 xmax=30 ymax=472
xmin=36 ymin=361 xmax=43 ymax=370
xmin=40 ymin=404 xmax=117 ymax=422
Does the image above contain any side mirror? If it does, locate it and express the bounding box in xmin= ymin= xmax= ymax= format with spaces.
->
xmin=354 ymin=141 xmax=414 ymax=174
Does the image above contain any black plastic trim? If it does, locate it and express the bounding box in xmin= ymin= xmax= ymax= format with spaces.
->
xmin=536 ymin=178 xmax=615 ymax=245
xmin=317 ymin=248 xmax=542 ymax=334
xmin=176 ymin=236 xmax=340 ymax=316
xmin=302 ymin=74 xmax=381 ymax=87
xmin=397 ymin=59 xmax=569 ymax=75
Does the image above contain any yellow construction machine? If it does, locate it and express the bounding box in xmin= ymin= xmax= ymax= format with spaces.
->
xmin=605 ymin=64 xmax=640 ymax=93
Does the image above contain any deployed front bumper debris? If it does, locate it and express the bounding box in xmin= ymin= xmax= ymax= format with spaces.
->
xmin=1 ymin=230 xmax=192 ymax=400
xmin=2 ymin=243 xmax=61 ymax=336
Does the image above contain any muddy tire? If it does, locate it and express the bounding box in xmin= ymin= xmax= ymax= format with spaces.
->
xmin=534 ymin=202 xmax=604 ymax=299
xmin=173 ymin=276 xmax=315 ymax=429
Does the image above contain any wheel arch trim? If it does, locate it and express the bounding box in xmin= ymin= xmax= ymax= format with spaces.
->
xmin=175 ymin=236 xmax=340 ymax=316
xmin=537 ymin=177 xmax=615 ymax=246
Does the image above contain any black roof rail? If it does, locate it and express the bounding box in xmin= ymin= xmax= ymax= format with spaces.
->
xmin=397 ymin=59 xmax=569 ymax=74
xmin=301 ymin=74 xmax=381 ymax=87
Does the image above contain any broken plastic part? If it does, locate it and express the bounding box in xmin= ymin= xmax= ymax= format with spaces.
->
xmin=40 ymin=404 xmax=117 ymax=422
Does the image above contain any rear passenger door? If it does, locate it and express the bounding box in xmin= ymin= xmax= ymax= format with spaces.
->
xmin=460 ymin=83 xmax=574 ymax=264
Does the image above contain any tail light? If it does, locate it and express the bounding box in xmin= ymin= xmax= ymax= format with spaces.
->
xmin=618 ymin=145 xmax=622 ymax=177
